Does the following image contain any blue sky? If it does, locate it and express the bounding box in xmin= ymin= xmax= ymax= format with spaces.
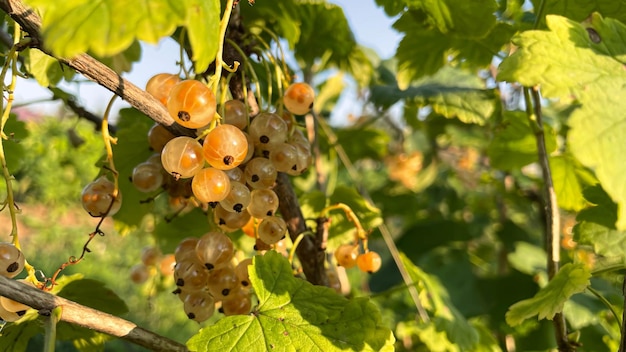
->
xmin=330 ymin=0 xmax=401 ymax=58
xmin=13 ymin=1 xmax=401 ymax=118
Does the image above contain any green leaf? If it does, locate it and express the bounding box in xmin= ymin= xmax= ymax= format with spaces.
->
xmin=111 ymin=108 xmax=158 ymax=231
xmin=154 ymin=207 xmax=210 ymax=254
xmin=487 ymin=111 xmax=556 ymax=170
xmin=240 ymin=0 xmax=301 ymax=48
xmin=187 ymin=251 xmax=395 ymax=352
xmin=505 ymin=263 xmax=591 ymax=326
xmin=405 ymin=0 xmax=498 ymax=37
xmin=397 ymin=220 xmax=473 ymax=256
xmin=328 ymin=186 xmax=383 ymax=248
xmin=25 ymin=0 xmax=187 ymax=58
xmin=241 ymin=1 xmax=368 ymax=84
xmin=0 ymin=310 xmax=40 ymax=352
xmin=314 ymin=73 xmax=346 ymax=114
xmin=2 ymin=116 xmax=28 ymax=174
xmin=332 ymin=128 xmax=390 ymax=160
xmin=394 ymin=12 xmax=513 ymax=85
xmin=507 ymin=242 xmax=547 ymax=277
xmin=575 ymin=222 xmax=626 ymax=258
xmin=294 ymin=2 xmax=357 ymax=68
xmin=372 ymin=67 xmax=496 ymax=125
xmin=562 ymin=293 xmax=603 ymax=330
xmin=549 ymin=155 xmax=597 ymax=211
xmin=299 ymin=186 xmax=382 ymax=250
xmin=54 ymin=274 xmax=128 ymax=316
xmin=23 ymin=48 xmax=73 ymax=87
xmin=530 ymin=0 xmax=626 ymax=25
xmin=342 ymin=46 xmax=375 ymax=88
xmin=375 ymin=0 xmax=408 ymax=17
xmin=573 ymin=184 xmax=623 ymax=256
xmin=498 ymin=13 xmax=626 ymax=229
xmin=92 ymin=40 xmax=141 ymax=74
xmin=399 ymin=252 xmax=479 ymax=350
xmin=184 ymin=0 xmax=220 ymax=73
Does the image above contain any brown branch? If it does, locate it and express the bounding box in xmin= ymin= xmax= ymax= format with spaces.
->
xmin=525 ymin=87 xmax=572 ymax=351
xmin=617 ymin=276 xmax=626 ymax=352
xmin=276 ymin=172 xmax=328 ymax=286
xmin=0 ymin=0 xmax=193 ymax=137
xmin=0 ymin=275 xmax=188 ymax=351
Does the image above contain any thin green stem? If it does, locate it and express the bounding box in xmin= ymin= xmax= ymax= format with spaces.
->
xmin=587 ymin=285 xmax=621 ymax=330
xmin=0 ymin=27 xmax=19 ymax=242
xmin=43 ymin=307 xmax=62 ymax=352
xmin=288 ymin=232 xmax=307 ymax=266
xmin=320 ymin=203 xmax=367 ymax=243
xmin=210 ymin=0 xmax=235 ymax=94
xmin=225 ymin=38 xmax=262 ymax=108
xmin=249 ymin=25 xmax=290 ymax=81
xmin=524 ymin=87 xmax=571 ymax=351
xmin=177 ymin=28 xmax=190 ymax=78
xmin=248 ymin=32 xmax=285 ymax=99
xmin=315 ymin=114 xmax=430 ymax=323
xmin=102 ymin=95 xmax=119 ymax=193
xmin=533 ymin=0 xmax=547 ymax=29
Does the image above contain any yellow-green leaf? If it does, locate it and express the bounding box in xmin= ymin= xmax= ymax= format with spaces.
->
xmin=187 ymin=251 xmax=394 ymax=352
xmin=498 ymin=13 xmax=626 ymax=230
xmin=505 ymin=263 xmax=591 ymax=326
xmin=25 ymin=0 xmax=187 ymax=58
xmin=184 ymin=0 xmax=220 ymax=73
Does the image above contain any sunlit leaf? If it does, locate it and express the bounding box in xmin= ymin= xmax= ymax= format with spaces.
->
xmin=23 ymin=48 xmax=73 ymax=86
xmin=25 ymin=0 xmax=187 ymax=58
xmin=187 ymin=251 xmax=395 ymax=351
xmin=505 ymin=263 xmax=591 ymax=326
xmin=549 ymin=155 xmax=597 ymax=211
xmin=24 ymin=0 xmax=218 ymax=70
xmin=498 ymin=13 xmax=626 ymax=229
xmin=184 ymin=0 xmax=220 ymax=73
xmin=92 ymin=41 xmax=141 ymax=74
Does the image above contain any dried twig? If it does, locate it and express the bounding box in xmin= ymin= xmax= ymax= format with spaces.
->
xmin=0 ymin=275 xmax=188 ymax=352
